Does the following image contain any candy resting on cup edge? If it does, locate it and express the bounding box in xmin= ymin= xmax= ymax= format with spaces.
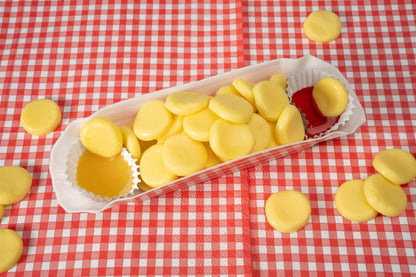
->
xmin=80 ymin=117 xmax=123 ymax=158
xmin=312 ymin=76 xmax=348 ymax=118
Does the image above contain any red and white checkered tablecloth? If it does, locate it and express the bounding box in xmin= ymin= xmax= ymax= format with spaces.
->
xmin=1 ymin=1 xmax=415 ymax=276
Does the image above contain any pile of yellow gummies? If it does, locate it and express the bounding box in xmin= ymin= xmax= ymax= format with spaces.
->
xmin=79 ymin=74 xmax=306 ymax=190
xmin=335 ymin=148 xmax=416 ymax=222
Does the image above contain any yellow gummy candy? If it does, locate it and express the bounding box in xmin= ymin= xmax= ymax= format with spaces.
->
xmin=137 ymin=178 xmax=155 ymax=192
xmin=0 ymin=205 xmax=5 ymax=221
xmin=0 ymin=166 xmax=32 ymax=205
xmin=269 ymin=73 xmax=288 ymax=89
xmin=162 ymin=133 xmax=207 ymax=176
xmin=157 ymin=114 xmax=184 ymax=144
xmin=334 ymin=180 xmax=378 ymax=222
xmin=20 ymin=99 xmax=61 ymax=136
xmin=183 ymin=107 xmax=219 ymax=142
xmin=139 ymin=144 xmax=178 ymax=188
xmin=253 ymin=80 xmax=290 ymax=122
xmin=312 ymin=77 xmax=348 ymax=117
xmin=265 ymin=190 xmax=311 ymax=233
xmin=80 ymin=117 xmax=123 ymax=158
xmin=363 ymin=174 xmax=407 ymax=217
xmin=164 ymin=91 xmax=210 ymax=115
xmin=303 ymin=10 xmax=341 ymax=43
xmin=209 ymin=94 xmax=254 ymax=123
xmin=372 ymin=148 xmax=416 ymax=185
xmin=248 ymin=113 xmax=271 ymax=153
xmin=215 ymin=85 xmax=241 ymax=97
xmin=133 ymin=100 xmax=172 ymax=141
xmin=203 ymin=142 xmax=222 ymax=169
xmin=232 ymin=78 xmax=256 ymax=106
xmin=119 ymin=125 xmax=141 ymax=160
xmin=209 ymin=119 xmax=254 ymax=162
xmin=0 ymin=229 xmax=23 ymax=274
xmin=138 ymin=139 xmax=158 ymax=154
xmin=267 ymin=121 xmax=279 ymax=148
xmin=275 ymin=105 xmax=305 ymax=145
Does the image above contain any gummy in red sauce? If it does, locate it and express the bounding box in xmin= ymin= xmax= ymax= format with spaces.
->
xmin=291 ymin=86 xmax=339 ymax=138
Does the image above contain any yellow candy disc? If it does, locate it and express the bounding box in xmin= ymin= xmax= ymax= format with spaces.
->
xmin=312 ymin=77 xmax=348 ymax=118
xmin=139 ymin=139 xmax=158 ymax=154
xmin=215 ymin=85 xmax=241 ymax=97
xmin=0 ymin=205 xmax=5 ymax=221
xmin=0 ymin=229 xmax=23 ymax=274
xmin=157 ymin=114 xmax=184 ymax=144
xmin=0 ymin=166 xmax=32 ymax=205
xmin=80 ymin=117 xmax=123 ymax=158
xmin=120 ymin=126 xmax=141 ymax=160
xmin=137 ymin=178 xmax=155 ymax=192
xmin=269 ymin=73 xmax=288 ymax=89
xmin=248 ymin=113 xmax=271 ymax=153
xmin=275 ymin=105 xmax=305 ymax=145
xmin=183 ymin=107 xmax=219 ymax=142
xmin=20 ymin=99 xmax=61 ymax=136
xmin=133 ymin=100 xmax=172 ymax=141
xmin=334 ymin=180 xmax=378 ymax=222
xmin=267 ymin=121 xmax=279 ymax=148
xmin=162 ymin=133 xmax=207 ymax=176
xmin=209 ymin=94 xmax=254 ymax=123
xmin=265 ymin=190 xmax=311 ymax=233
xmin=363 ymin=174 xmax=407 ymax=217
xmin=253 ymin=81 xmax=290 ymax=122
xmin=139 ymin=144 xmax=178 ymax=188
xmin=303 ymin=10 xmax=341 ymax=43
xmin=232 ymin=78 xmax=257 ymax=106
xmin=373 ymin=148 xmax=416 ymax=185
xmin=209 ymin=119 xmax=254 ymax=162
xmin=203 ymin=142 xmax=222 ymax=169
xmin=164 ymin=91 xmax=210 ymax=115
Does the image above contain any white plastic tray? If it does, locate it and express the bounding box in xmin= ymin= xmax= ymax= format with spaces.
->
xmin=50 ymin=55 xmax=366 ymax=213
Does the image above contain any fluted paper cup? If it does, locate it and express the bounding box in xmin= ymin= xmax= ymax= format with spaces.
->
xmin=65 ymin=140 xmax=141 ymax=201
xmin=287 ymin=68 xmax=355 ymax=139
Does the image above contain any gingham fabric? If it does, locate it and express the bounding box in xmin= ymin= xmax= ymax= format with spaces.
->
xmin=1 ymin=1 xmax=415 ymax=276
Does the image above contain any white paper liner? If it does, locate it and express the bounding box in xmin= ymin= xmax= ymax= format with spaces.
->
xmin=287 ymin=68 xmax=355 ymax=139
xmin=65 ymin=140 xmax=141 ymax=201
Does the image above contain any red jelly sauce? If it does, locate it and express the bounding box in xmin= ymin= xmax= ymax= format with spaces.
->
xmin=291 ymin=86 xmax=339 ymax=138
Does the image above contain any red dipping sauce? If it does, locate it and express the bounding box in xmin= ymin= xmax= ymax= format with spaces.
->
xmin=291 ymin=87 xmax=339 ymax=138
